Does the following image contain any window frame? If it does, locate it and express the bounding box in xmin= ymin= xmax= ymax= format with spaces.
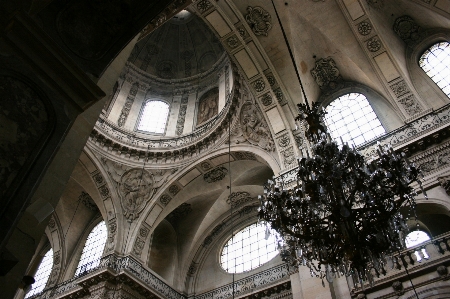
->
xmin=25 ymin=247 xmax=54 ymax=298
xmin=419 ymin=40 xmax=450 ymax=99
xmin=135 ymin=99 xmax=171 ymax=135
xmin=72 ymin=219 xmax=108 ymax=277
xmin=219 ymin=221 xmax=280 ymax=274
xmin=317 ymin=83 xmax=402 ymax=145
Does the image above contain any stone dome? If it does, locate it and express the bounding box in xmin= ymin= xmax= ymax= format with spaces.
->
xmin=127 ymin=10 xmax=225 ymax=80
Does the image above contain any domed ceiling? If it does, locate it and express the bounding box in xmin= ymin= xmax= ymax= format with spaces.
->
xmin=127 ymin=10 xmax=225 ymax=79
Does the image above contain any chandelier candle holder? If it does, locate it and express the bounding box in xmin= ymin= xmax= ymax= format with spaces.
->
xmin=258 ymin=101 xmax=426 ymax=288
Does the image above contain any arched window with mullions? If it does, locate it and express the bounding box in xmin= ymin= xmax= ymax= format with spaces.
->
xmin=25 ymin=249 xmax=53 ymax=298
xmin=74 ymin=221 xmax=107 ymax=276
xmin=324 ymin=93 xmax=386 ymax=146
xmin=419 ymin=42 xmax=450 ymax=98
xmin=137 ymin=100 xmax=170 ymax=134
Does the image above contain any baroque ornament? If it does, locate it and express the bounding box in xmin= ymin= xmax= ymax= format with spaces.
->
xmin=197 ymin=0 xmax=212 ymax=13
xmin=357 ymin=21 xmax=372 ymax=36
xmin=204 ymin=166 xmax=228 ymax=183
xmin=245 ymin=6 xmax=272 ymax=37
xmin=118 ymin=168 xmax=155 ymax=222
xmin=367 ymin=36 xmax=382 ymax=52
xmin=118 ymin=83 xmax=138 ymax=127
xmin=226 ymin=35 xmax=240 ymax=49
xmin=160 ymin=194 xmax=172 ymax=206
xmin=310 ymin=57 xmax=341 ymax=90
xmin=399 ymin=95 xmax=423 ymax=116
xmin=393 ymin=15 xmax=424 ymax=45
xmin=253 ymin=79 xmax=266 ymax=93
xmin=261 ymin=93 xmax=273 ymax=107
xmin=238 ymin=102 xmax=275 ymax=151
xmin=226 ymin=192 xmax=254 ymax=208
xmin=390 ymin=80 xmax=410 ymax=98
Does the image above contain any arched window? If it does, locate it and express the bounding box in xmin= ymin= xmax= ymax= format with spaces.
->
xmin=324 ymin=93 xmax=385 ymax=146
xmin=405 ymin=230 xmax=430 ymax=261
xmin=419 ymin=42 xmax=450 ymax=97
xmin=25 ymin=249 xmax=53 ymax=298
xmin=220 ymin=223 xmax=278 ymax=273
xmin=75 ymin=221 xmax=107 ymax=276
xmin=137 ymin=100 xmax=170 ymax=134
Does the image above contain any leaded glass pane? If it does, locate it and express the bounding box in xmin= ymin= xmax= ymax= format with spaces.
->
xmin=220 ymin=223 xmax=278 ymax=273
xmin=419 ymin=42 xmax=450 ymax=98
xmin=324 ymin=93 xmax=385 ymax=146
xmin=137 ymin=100 xmax=170 ymax=134
xmin=25 ymin=249 xmax=53 ymax=298
xmin=75 ymin=221 xmax=107 ymax=276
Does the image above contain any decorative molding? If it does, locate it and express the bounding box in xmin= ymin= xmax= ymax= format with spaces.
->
xmin=204 ymin=166 xmax=228 ymax=183
xmin=245 ymin=6 xmax=273 ymax=37
xmin=310 ymin=57 xmax=342 ymax=91
xmin=78 ymin=191 xmax=99 ymax=212
xmin=281 ymin=147 xmax=295 ymax=168
xmin=197 ymin=0 xmax=212 ymax=13
xmin=252 ymin=78 xmax=266 ymax=93
xmin=260 ymin=93 xmax=273 ymax=107
xmin=366 ymin=36 xmax=382 ymax=52
xmin=118 ymin=83 xmax=138 ymax=127
xmin=160 ymin=194 xmax=172 ymax=206
xmin=234 ymin=151 xmax=257 ymax=161
xmin=176 ymin=94 xmax=188 ymax=135
xmin=277 ymin=134 xmax=291 ymax=148
xmin=393 ymin=15 xmax=425 ymax=46
xmin=226 ymin=192 xmax=255 ymax=208
xmin=358 ymin=20 xmax=372 ymax=36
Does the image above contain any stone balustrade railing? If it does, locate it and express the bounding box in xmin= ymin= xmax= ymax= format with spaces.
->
xmin=351 ymin=231 xmax=450 ymax=294
xmin=277 ymin=103 xmax=450 ymax=188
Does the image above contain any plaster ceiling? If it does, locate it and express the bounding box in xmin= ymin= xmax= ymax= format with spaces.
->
xmin=127 ymin=10 xmax=225 ymax=80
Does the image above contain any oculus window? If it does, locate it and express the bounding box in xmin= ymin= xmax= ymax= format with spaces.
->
xmin=324 ymin=93 xmax=385 ymax=146
xmin=419 ymin=42 xmax=450 ymax=97
xmin=75 ymin=221 xmax=107 ymax=276
xmin=26 ymin=249 xmax=53 ymax=298
xmin=220 ymin=223 xmax=278 ymax=273
xmin=137 ymin=100 xmax=170 ymax=134
xmin=405 ymin=230 xmax=430 ymax=261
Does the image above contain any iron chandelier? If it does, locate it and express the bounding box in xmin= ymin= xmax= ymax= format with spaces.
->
xmin=258 ymin=101 xmax=426 ymax=287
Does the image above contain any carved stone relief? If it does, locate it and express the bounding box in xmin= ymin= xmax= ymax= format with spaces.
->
xmin=160 ymin=194 xmax=172 ymax=206
xmin=252 ymin=79 xmax=266 ymax=93
xmin=310 ymin=57 xmax=342 ymax=90
xmin=245 ymin=6 xmax=273 ymax=36
xmin=200 ymin=161 xmax=212 ymax=171
xmin=202 ymin=222 xmax=225 ymax=247
xmin=234 ymin=151 xmax=257 ymax=161
xmin=79 ymin=191 xmax=99 ymax=212
xmin=226 ymin=192 xmax=255 ymax=208
xmin=260 ymin=93 xmax=273 ymax=106
xmin=358 ymin=21 xmax=372 ymax=36
xmin=399 ymin=95 xmax=423 ymax=116
xmin=176 ymin=94 xmax=188 ymax=135
xmin=197 ymin=88 xmax=219 ymax=126
xmin=188 ymin=262 xmax=198 ymax=275
xmin=197 ymin=0 xmax=212 ymax=13
xmin=282 ymin=147 xmax=295 ymax=168
xmin=390 ymin=80 xmax=410 ymax=98
xmin=106 ymin=219 xmax=117 ymax=252
xmin=118 ymin=83 xmax=138 ymax=127
xmin=237 ymin=25 xmax=249 ymax=39
xmin=265 ymin=74 xmax=276 ymax=87
xmin=233 ymin=102 xmax=275 ymax=151
xmin=366 ymin=36 xmax=382 ymax=52
xmin=278 ymin=134 xmax=291 ymax=148
xmin=226 ymin=35 xmax=241 ymax=49
xmin=0 ymin=76 xmax=49 ymax=200
xmin=48 ymin=217 xmax=56 ymax=229
xmin=102 ymin=158 xmax=174 ymax=221
xmin=168 ymin=184 xmax=180 ymax=196
xmin=438 ymin=176 xmax=450 ymax=196
xmin=133 ymin=238 xmax=145 ymax=256
xmin=273 ymin=87 xmax=285 ymax=104
xmin=393 ymin=15 xmax=425 ymax=46
xmin=166 ymin=203 xmax=192 ymax=227
xmin=204 ymin=166 xmax=228 ymax=183
xmin=225 ymin=65 xmax=230 ymax=97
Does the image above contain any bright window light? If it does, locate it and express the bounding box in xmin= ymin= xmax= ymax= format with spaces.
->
xmin=137 ymin=100 xmax=170 ymax=134
xmin=405 ymin=230 xmax=431 ymax=261
xmin=324 ymin=93 xmax=385 ymax=146
xmin=75 ymin=221 xmax=107 ymax=276
xmin=25 ymin=249 xmax=53 ymax=298
xmin=419 ymin=42 xmax=450 ymax=97
xmin=221 ymin=223 xmax=278 ymax=273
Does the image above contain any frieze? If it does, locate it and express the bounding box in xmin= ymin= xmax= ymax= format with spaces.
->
xmin=234 ymin=151 xmax=257 ymax=161
xmin=245 ymin=6 xmax=273 ymax=37
xmin=204 ymin=166 xmax=228 ymax=183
